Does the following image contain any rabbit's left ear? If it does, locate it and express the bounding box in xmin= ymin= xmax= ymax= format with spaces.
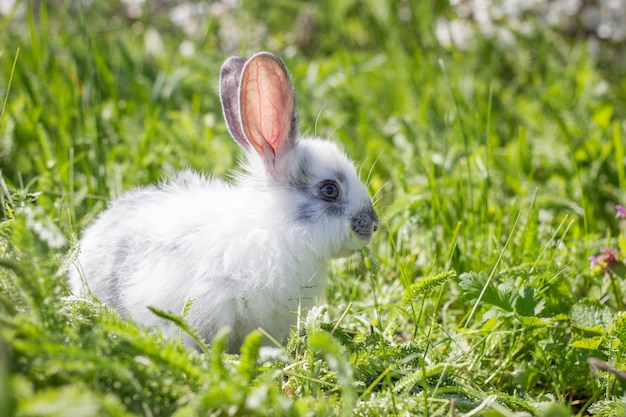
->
xmin=220 ymin=56 xmax=250 ymax=150
xmin=239 ymin=52 xmax=298 ymax=161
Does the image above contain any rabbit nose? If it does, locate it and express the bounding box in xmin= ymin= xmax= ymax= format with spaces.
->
xmin=351 ymin=205 xmax=379 ymax=241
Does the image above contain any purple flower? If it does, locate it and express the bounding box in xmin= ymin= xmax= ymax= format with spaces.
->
xmin=590 ymin=248 xmax=621 ymax=273
xmin=617 ymin=205 xmax=626 ymax=219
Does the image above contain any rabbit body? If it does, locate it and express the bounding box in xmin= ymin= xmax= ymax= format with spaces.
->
xmin=69 ymin=52 xmax=378 ymax=352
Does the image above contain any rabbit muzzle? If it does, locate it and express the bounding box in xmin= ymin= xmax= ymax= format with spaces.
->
xmin=351 ymin=205 xmax=379 ymax=245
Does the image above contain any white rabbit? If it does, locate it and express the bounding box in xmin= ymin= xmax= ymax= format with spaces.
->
xmin=68 ymin=52 xmax=378 ymax=352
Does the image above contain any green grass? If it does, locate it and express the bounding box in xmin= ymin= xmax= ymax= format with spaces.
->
xmin=2 ymin=1 xmax=626 ymax=416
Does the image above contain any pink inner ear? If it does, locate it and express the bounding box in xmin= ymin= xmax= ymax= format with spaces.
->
xmin=240 ymin=55 xmax=294 ymax=157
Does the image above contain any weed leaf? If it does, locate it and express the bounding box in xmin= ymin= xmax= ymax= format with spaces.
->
xmin=570 ymin=300 xmax=613 ymax=333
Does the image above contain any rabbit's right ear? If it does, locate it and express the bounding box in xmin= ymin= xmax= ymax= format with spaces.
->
xmin=239 ymin=53 xmax=298 ymax=162
xmin=220 ymin=56 xmax=250 ymax=150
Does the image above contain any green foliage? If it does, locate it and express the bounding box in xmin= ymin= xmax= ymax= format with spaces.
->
xmin=2 ymin=0 xmax=626 ymax=415
xmin=402 ymin=270 xmax=456 ymax=302
xmin=588 ymin=399 xmax=626 ymax=417
xmin=459 ymin=271 xmax=545 ymax=319
xmin=14 ymin=383 xmax=131 ymax=417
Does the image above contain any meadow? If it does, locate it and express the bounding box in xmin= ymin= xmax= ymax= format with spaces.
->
xmin=1 ymin=0 xmax=626 ymax=415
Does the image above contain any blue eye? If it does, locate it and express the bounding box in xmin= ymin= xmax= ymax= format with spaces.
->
xmin=319 ymin=181 xmax=340 ymax=201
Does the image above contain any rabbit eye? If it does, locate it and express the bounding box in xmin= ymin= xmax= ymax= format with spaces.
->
xmin=318 ymin=181 xmax=340 ymax=201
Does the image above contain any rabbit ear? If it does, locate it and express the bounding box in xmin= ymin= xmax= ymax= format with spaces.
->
xmin=220 ymin=56 xmax=250 ymax=150
xmin=239 ymin=52 xmax=298 ymax=161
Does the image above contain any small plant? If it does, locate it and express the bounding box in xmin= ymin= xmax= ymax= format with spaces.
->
xmin=589 ymin=205 xmax=626 ymax=310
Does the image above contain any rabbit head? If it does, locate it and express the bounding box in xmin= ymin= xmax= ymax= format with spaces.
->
xmin=219 ymin=52 xmax=378 ymax=257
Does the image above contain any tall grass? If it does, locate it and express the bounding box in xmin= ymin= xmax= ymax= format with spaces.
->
xmin=1 ymin=0 xmax=626 ymax=416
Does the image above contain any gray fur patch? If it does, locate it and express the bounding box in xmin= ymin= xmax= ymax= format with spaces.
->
xmin=289 ymin=153 xmax=312 ymax=190
xmin=333 ymin=171 xmax=346 ymax=184
xmin=295 ymin=199 xmax=346 ymax=222
xmin=325 ymin=202 xmax=346 ymax=217
xmin=101 ymin=239 xmax=134 ymax=315
xmin=295 ymin=200 xmax=320 ymax=222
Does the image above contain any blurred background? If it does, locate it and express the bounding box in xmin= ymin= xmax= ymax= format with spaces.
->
xmin=1 ymin=0 xmax=624 ymax=248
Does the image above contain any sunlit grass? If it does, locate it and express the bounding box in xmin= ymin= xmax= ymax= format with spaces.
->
xmin=1 ymin=1 xmax=626 ymax=416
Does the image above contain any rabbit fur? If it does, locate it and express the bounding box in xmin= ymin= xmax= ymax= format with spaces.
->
xmin=68 ymin=52 xmax=378 ymax=352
